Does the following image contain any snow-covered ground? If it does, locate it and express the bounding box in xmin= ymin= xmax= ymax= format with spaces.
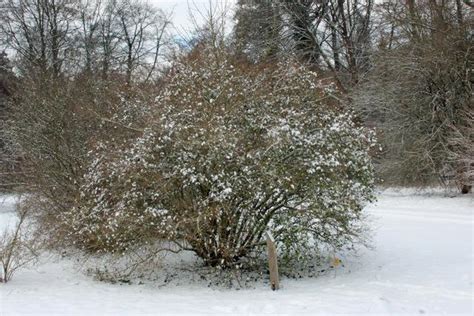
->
xmin=0 ymin=190 xmax=472 ymax=315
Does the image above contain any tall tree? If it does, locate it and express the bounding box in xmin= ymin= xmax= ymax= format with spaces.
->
xmin=0 ymin=0 xmax=75 ymax=76
xmin=233 ymin=0 xmax=283 ymax=62
xmin=115 ymin=0 xmax=170 ymax=84
xmin=233 ymin=0 xmax=375 ymax=91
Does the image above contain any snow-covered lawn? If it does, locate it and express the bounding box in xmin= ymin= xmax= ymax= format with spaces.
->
xmin=0 ymin=190 xmax=472 ymax=315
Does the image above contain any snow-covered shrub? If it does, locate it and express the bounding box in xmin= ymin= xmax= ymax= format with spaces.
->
xmin=65 ymin=135 xmax=173 ymax=252
xmin=73 ymin=48 xmax=376 ymax=267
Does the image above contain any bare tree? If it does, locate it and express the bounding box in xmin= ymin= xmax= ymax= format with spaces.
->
xmin=78 ymin=0 xmax=103 ymax=74
xmin=115 ymin=0 xmax=171 ymax=84
xmin=0 ymin=0 xmax=75 ymax=76
xmin=320 ymin=0 xmax=374 ymax=88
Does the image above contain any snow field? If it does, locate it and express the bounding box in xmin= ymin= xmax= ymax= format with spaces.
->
xmin=0 ymin=190 xmax=472 ymax=315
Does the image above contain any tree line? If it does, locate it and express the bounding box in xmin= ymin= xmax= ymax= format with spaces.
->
xmin=233 ymin=0 xmax=472 ymax=192
xmin=0 ymin=0 xmax=472 ymax=196
xmin=0 ymin=0 xmax=171 ymax=82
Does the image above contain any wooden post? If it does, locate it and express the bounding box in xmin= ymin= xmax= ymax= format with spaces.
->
xmin=265 ymin=231 xmax=280 ymax=290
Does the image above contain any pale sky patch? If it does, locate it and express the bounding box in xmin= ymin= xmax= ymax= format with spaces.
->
xmin=147 ymin=0 xmax=237 ymax=33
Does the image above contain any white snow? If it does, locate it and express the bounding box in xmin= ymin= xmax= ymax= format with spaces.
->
xmin=1 ymin=190 xmax=473 ymax=315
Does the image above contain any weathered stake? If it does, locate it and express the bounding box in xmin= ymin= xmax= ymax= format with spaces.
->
xmin=265 ymin=231 xmax=280 ymax=290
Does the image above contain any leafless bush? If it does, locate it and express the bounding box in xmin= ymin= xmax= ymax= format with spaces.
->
xmin=352 ymin=1 xmax=473 ymax=192
xmin=0 ymin=207 xmax=40 ymax=283
xmin=5 ymin=72 xmax=159 ymax=247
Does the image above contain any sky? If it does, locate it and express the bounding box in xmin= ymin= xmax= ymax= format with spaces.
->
xmin=148 ymin=0 xmax=237 ymax=32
